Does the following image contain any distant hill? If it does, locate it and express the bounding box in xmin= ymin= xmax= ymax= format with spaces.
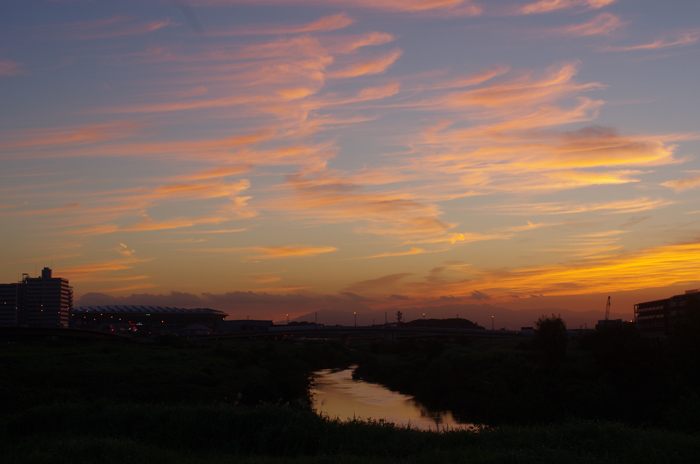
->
xmin=293 ymin=300 xmax=378 ymax=326
xmin=294 ymin=302 xmax=630 ymax=329
xmin=403 ymin=318 xmax=484 ymax=330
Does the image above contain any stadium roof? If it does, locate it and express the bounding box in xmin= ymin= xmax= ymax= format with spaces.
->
xmin=74 ymin=306 xmax=226 ymax=316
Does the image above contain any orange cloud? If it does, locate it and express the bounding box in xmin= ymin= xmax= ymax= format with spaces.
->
xmin=330 ymin=82 xmax=402 ymax=105
xmin=343 ymin=273 xmax=412 ymax=294
xmin=397 ymin=240 xmax=700 ymax=303
xmin=178 ymin=228 xmax=247 ymax=234
xmin=555 ymin=13 xmax=625 ymax=37
xmin=217 ymin=245 xmax=338 ymax=260
xmin=407 ymin=232 xmax=510 ymax=245
xmin=486 ymin=197 xmax=672 ymax=216
xmin=250 ymin=275 xmax=283 ymax=284
xmin=175 ymin=165 xmax=253 ymax=181
xmin=122 ymin=216 xmax=225 ymax=232
xmin=328 ymin=49 xmax=403 ymax=79
xmin=59 ymin=257 xmax=149 ymax=279
xmin=520 ymin=0 xmax=615 ymax=14
xmin=398 ymin=60 xmax=684 ymax=197
xmin=358 ymin=247 xmax=428 ymax=259
xmin=601 ymin=30 xmax=700 ymax=51
xmin=329 ymin=32 xmax=396 ymax=54
xmin=443 ymin=61 xmax=601 ymax=111
xmin=65 ymin=224 xmax=121 ymax=237
xmin=662 ymin=173 xmax=700 ymax=192
xmin=0 ymin=120 xmax=146 ymax=150
xmin=426 ymin=65 xmax=510 ymax=90
xmin=0 ymin=202 xmax=80 ymax=217
xmin=280 ymin=172 xmax=454 ymax=240
xmin=195 ymin=0 xmax=482 ymax=15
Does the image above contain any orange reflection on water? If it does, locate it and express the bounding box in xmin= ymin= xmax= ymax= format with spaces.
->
xmin=311 ymin=367 xmax=476 ymax=432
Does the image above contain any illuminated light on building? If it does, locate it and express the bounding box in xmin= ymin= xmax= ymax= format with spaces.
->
xmin=72 ymin=305 xmax=227 ymax=335
xmin=0 ymin=267 xmax=72 ymax=328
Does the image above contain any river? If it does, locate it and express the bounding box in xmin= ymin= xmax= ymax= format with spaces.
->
xmin=311 ymin=366 xmax=477 ymax=431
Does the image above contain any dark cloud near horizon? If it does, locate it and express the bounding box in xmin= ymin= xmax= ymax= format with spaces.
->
xmin=339 ymin=292 xmax=374 ymax=302
xmin=471 ymin=290 xmax=491 ymax=300
xmin=76 ymin=290 xmax=356 ymax=319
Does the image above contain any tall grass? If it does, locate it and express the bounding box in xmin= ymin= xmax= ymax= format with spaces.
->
xmin=3 ymin=403 xmax=700 ymax=463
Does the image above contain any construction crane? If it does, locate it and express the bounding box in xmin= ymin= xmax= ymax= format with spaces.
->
xmin=605 ymin=296 xmax=611 ymax=321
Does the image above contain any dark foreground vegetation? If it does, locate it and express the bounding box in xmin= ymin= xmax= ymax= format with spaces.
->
xmin=2 ymin=324 xmax=700 ymax=463
xmin=354 ymin=319 xmax=700 ymax=430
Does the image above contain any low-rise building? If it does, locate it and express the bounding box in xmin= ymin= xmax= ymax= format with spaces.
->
xmin=634 ymin=289 xmax=700 ymax=337
xmin=72 ymin=305 xmax=227 ymax=334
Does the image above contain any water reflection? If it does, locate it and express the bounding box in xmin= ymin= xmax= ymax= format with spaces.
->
xmin=311 ymin=367 xmax=476 ymax=431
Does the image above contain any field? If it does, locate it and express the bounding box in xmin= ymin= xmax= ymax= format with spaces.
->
xmin=2 ymin=333 xmax=700 ymax=463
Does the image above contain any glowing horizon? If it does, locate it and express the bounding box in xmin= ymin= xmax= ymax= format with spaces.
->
xmin=2 ymin=0 xmax=699 ymax=321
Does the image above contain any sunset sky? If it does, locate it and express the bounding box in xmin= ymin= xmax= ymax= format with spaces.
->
xmin=2 ymin=0 xmax=699 ymax=322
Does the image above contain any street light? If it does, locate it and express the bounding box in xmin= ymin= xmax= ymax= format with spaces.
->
xmin=354 ymin=311 xmax=357 ymax=327
xmin=491 ymin=315 xmax=494 ymax=331
xmin=286 ymin=313 xmax=289 ymax=325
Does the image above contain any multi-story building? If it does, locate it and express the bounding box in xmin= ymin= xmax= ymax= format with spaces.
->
xmin=634 ymin=289 xmax=700 ymax=337
xmin=0 ymin=267 xmax=73 ymax=328
xmin=0 ymin=281 xmax=22 ymax=326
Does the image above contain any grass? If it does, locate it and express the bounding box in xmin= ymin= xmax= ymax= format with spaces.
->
xmin=3 ymin=403 xmax=700 ymax=463
xmin=2 ymin=337 xmax=700 ymax=463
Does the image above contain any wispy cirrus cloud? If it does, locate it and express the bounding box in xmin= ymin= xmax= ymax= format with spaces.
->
xmin=0 ymin=60 xmax=23 ymax=76
xmin=485 ymin=197 xmax=673 ymax=216
xmin=328 ymin=49 xmax=403 ymax=79
xmin=0 ymin=120 xmax=147 ymax=150
xmin=194 ymin=0 xmax=482 ymax=15
xmin=601 ymin=30 xmax=700 ymax=52
xmin=328 ymin=32 xmax=396 ymax=54
xmin=221 ymin=245 xmax=338 ymax=260
xmin=208 ymin=13 xmax=354 ymax=36
xmin=3 ymin=168 xmax=255 ymax=240
xmin=662 ymin=173 xmax=700 ymax=192
xmin=279 ymin=171 xmax=454 ymax=240
xmin=35 ymin=15 xmax=176 ymax=40
xmin=357 ymin=247 xmax=427 ymax=259
xmin=554 ymin=13 xmax=625 ymax=37
xmin=520 ymin=0 xmax=615 ymax=15
xmin=343 ymin=273 xmax=413 ymax=294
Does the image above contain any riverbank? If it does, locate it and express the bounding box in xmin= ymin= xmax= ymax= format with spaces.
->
xmin=2 ymin=337 xmax=700 ymax=462
xmin=352 ymin=330 xmax=700 ymax=429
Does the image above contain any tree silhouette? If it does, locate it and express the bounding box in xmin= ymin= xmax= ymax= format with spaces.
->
xmin=534 ymin=314 xmax=567 ymax=370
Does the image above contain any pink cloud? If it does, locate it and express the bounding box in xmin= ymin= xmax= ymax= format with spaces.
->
xmin=194 ymin=0 xmax=482 ymax=15
xmin=328 ymin=49 xmax=403 ymax=79
xmin=0 ymin=60 xmax=22 ymax=76
xmin=601 ymin=30 xmax=700 ymax=52
xmin=0 ymin=120 xmax=146 ymax=150
xmin=520 ymin=0 xmax=615 ymax=15
xmin=555 ymin=13 xmax=625 ymax=37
